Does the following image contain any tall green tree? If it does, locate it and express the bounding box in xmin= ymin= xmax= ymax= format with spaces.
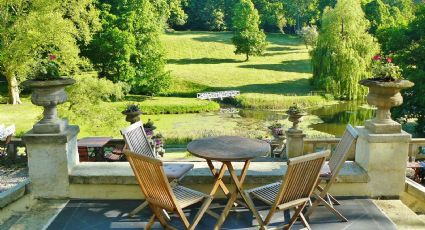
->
xmin=0 ymin=0 xmax=99 ymax=104
xmin=390 ymin=3 xmax=425 ymax=136
xmin=232 ymin=0 xmax=267 ymax=61
xmin=284 ymin=0 xmax=319 ymax=32
xmin=85 ymin=0 xmax=171 ymax=95
xmin=311 ymin=0 xmax=379 ymax=100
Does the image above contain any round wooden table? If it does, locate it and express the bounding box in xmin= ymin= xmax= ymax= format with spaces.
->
xmin=187 ymin=136 xmax=270 ymax=229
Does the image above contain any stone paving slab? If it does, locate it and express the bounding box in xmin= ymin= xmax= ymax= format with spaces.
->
xmin=47 ymin=198 xmax=395 ymax=230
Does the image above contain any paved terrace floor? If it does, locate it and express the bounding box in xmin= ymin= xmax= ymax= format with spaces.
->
xmin=2 ymin=198 xmax=399 ymax=230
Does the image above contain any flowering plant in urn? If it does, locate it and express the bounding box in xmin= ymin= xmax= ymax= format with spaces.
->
xmin=23 ymin=54 xmax=75 ymax=134
xmin=370 ymin=55 xmax=402 ymax=82
xmin=359 ymin=55 xmax=414 ymax=134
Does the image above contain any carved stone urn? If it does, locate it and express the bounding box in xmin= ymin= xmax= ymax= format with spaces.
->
xmin=23 ymin=78 xmax=75 ymax=134
xmin=122 ymin=111 xmax=142 ymax=124
xmin=287 ymin=111 xmax=307 ymax=132
xmin=359 ymin=79 xmax=414 ymax=134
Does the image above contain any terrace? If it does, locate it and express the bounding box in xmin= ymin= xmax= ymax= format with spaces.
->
xmin=1 ymin=112 xmax=425 ymax=229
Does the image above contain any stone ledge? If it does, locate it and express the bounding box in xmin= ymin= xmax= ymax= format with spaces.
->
xmin=22 ymin=125 xmax=79 ymax=144
xmin=356 ymin=126 xmax=411 ymax=143
xmin=0 ymin=179 xmax=30 ymax=208
xmin=69 ymin=161 xmax=368 ymax=185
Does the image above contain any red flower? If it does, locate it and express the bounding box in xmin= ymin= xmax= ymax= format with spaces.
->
xmin=387 ymin=57 xmax=393 ymax=63
xmin=49 ymin=55 xmax=57 ymax=61
xmin=372 ymin=55 xmax=381 ymax=61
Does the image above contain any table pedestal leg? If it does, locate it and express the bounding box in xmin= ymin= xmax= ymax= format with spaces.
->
xmin=214 ymin=160 xmax=252 ymax=230
xmin=207 ymin=160 xmax=230 ymax=196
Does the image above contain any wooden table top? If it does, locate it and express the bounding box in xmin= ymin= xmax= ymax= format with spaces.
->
xmin=77 ymin=137 xmax=113 ymax=148
xmin=187 ymin=136 xmax=270 ymax=161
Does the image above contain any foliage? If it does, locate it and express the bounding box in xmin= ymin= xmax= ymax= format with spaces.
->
xmin=287 ymin=104 xmax=306 ymax=114
xmin=30 ymin=55 xmax=61 ymax=80
xmin=183 ymin=0 xmax=233 ymax=31
xmin=84 ymin=0 xmax=171 ymax=95
xmin=252 ymin=0 xmax=286 ymax=32
xmin=363 ymin=0 xmax=415 ymax=34
xmin=311 ymin=0 xmax=380 ymax=100
xmin=284 ymin=0 xmax=320 ymax=32
xmin=0 ymin=0 xmax=100 ymax=104
xmin=232 ymin=0 xmax=267 ymax=61
xmin=370 ymin=55 xmax=402 ymax=80
xmin=60 ymin=73 xmax=126 ymax=114
xmin=123 ymin=104 xmax=141 ymax=113
xmin=297 ymin=25 xmax=319 ymax=49
xmin=388 ymin=3 xmax=425 ymax=137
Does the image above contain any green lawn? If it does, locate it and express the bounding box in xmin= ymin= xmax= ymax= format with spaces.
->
xmin=163 ymin=31 xmax=315 ymax=97
xmin=0 ymin=31 xmax=334 ymax=141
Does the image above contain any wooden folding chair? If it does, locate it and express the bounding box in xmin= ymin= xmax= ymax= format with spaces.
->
xmin=121 ymin=122 xmax=194 ymax=217
xmin=305 ymin=124 xmax=359 ymax=222
xmin=125 ymin=150 xmax=212 ymax=230
xmin=243 ymin=150 xmax=330 ymax=230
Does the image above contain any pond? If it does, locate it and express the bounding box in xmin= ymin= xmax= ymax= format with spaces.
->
xmin=238 ymin=101 xmax=374 ymax=137
xmin=145 ymin=101 xmax=375 ymax=145
xmin=308 ymin=102 xmax=374 ymax=136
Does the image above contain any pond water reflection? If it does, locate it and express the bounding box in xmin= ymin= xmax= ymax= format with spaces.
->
xmin=237 ymin=101 xmax=374 ymax=137
xmin=309 ymin=102 xmax=374 ymax=136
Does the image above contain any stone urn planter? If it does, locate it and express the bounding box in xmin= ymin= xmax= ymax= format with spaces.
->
xmin=287 ymin=111 xmax=307 ymax=132
xmin=359 ymin=79 xmax=414 ymax=134
xmin=122 ymin=111 xmax=142 ymax=124
xmin=23 ymin=78 xmax=75 ymax=134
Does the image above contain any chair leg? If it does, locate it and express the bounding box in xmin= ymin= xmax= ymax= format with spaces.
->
xmin=145 ymin=214 xmax=156 ymax=230
xmin=152 ymin=206 xmax=176 ymax=230
xmin=286 ymin=203 xmax=306 ymax=230
xmin=315 ymin=195 xmax=347 ymax=222
xmin=298 ymin=213 xmax=311 ymax=230
xmin=189 ymin=196 xmax=213 ymax=230
xmin=129 ymin=200 xmax=149 ymax=217
xmin=243 ymin=191 xmax=265 ymax=227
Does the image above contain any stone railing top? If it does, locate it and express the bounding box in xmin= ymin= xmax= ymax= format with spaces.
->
xmin=69 ymin=161 xmax=368 ymax=185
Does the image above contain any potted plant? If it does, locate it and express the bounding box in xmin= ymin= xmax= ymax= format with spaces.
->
xmin=286 ymin=105 xmax=307 ymax=131
xmin=143 ymin=119 xmax=157 ymax=134
xmin=359 ymin=55 xmax=414 ymax=134
xmin=22 ymin=54 xmax=75 ymax=134
xmin=268 ymin=122 xmax=285 ymax=137
xmin=122 ymin=104 xmax=142 ymax=124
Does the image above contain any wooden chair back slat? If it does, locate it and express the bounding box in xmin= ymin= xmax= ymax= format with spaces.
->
xmin=121 ymin=121 xmax=156 ymax=158
xmin=125 ymin=150 xmax=177 ymax=211
xmin=328 ymin=125 xmax=358 ymax=175
xmin=276 ymin=150 xmax=329 ymax=205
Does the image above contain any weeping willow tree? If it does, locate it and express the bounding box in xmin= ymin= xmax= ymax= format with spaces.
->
xmin=311 ymin=0 xmax=379 ymax=100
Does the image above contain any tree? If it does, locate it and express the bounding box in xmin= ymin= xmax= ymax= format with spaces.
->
xmin=232 ymin=0 xmax=267 ymax=61
xmin=311 ymin=0 xmax=379 ymax=100
xmin=284 ymin=0 xmax=319 ymax=32
xmin=297 ymin=25 xmax=319 ymax=49
xmin=84 ymin=0 xmax=171 ymax=95
xmin=363 ymin=0 xmax=414 ymax=35
xmin=253 ymin=0 xmax=286 ymax=32
xmin=389 ymin=3 xmax=425 ymax=136
xmin=0 ymin=0 xmax=99 ymax=104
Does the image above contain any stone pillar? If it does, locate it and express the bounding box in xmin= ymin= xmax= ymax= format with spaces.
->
xmin=22 ymin=125 xmax=79 ymax=198
xmin=285 ymin=129 xmax=306 ymax=158
xmin=355 ymin=126 xmax=411 ymax=197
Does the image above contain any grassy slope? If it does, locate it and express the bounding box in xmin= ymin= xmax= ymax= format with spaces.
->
xmin=163 ymin=32 xmax=313 ymax=95
xmin=1 ymin=31 xmax=332 ymax=140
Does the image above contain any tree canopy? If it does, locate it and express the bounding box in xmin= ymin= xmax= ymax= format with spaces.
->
xmin=311 ymin=0 xmax=379 ymax=100
xmin=84 ymin=0 xmax=171 ymax=95
xmin=232 ymin=0 xmax=267 ymax=61
xmin=0 ymin=0 xmax=100 ymax=104
xmin=389 ymin=3 xmax=425 ymax=137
